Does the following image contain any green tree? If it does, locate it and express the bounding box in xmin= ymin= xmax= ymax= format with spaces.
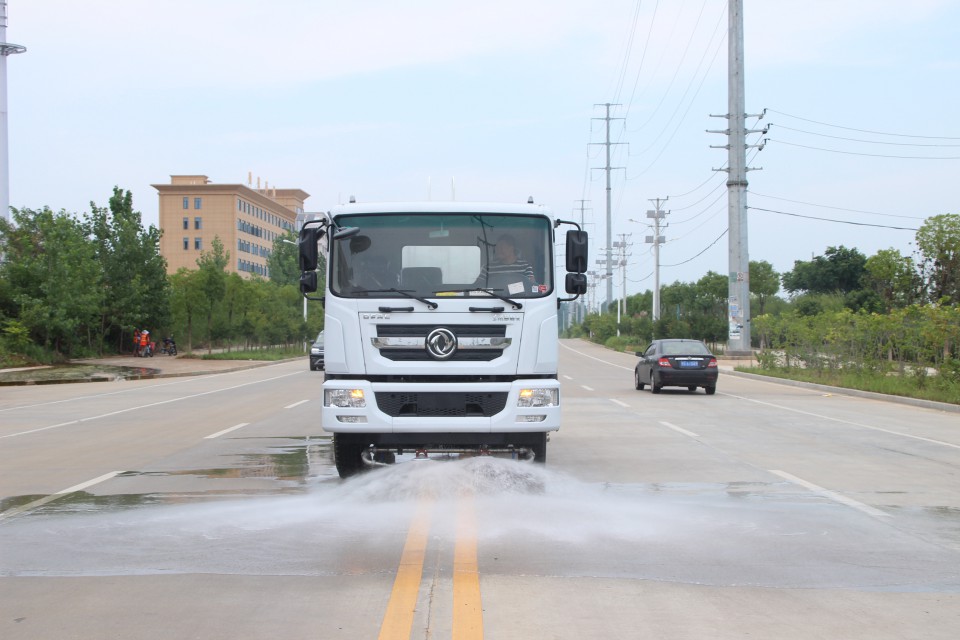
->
xmin=864 ymin=248 xmax=921 ymax=312
xmin=86 ymin=187 xmax=169 ymax=354
xmin=169 ymin=268 xmax=204 ymax=353
xmin=915 ymin=213 xmax=960 ymax=304
xmin=749 ymin=260 xmax=780 ymax=315
xmin=196 ymin=236 xmax=229 ymax=353
xmin=268 ymin=231 xmax=301 ymax=285
xmin=0 ymin=207 xmax=100 ymax=356
xmin=782 ymin=245 xmax=867 ymax=295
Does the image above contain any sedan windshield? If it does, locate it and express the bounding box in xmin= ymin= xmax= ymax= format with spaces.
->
xmin=329 ymin=213 xmax=553 ymax=299
xmin=661 ymin=341 xmax=711 ymax=356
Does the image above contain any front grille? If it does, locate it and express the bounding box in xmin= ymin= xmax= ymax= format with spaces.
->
xmin=374 ymin=324 xmax=509 ymax=362
xmin=377 ymin=324 xmax=506 ymax=338
xmin=375 ymin=391 xmax=509 ymax=417
xmin=381 ymin=350 xmax=501 ymax=362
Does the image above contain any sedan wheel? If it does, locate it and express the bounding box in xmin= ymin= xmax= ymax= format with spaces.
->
xmin=634 ymin=369 xmax=645 ymax=390
xmin=651 ymin=372 xmax=662 ymax=394
xmin=705 ymin=385 xmax=717 ymax=395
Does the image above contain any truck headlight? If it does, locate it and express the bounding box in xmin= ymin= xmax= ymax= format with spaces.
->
xmin=517 ymin=388 xmax=558 ymax=407
xmin=325 ymin=388 xmax=366 ymax=408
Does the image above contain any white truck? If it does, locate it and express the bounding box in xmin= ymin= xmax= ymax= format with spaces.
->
xmin=298 ymin=199 xmax=588 ymax=478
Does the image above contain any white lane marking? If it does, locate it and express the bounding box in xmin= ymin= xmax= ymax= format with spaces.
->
xmin=723 ymin=392 xmax=960 ymax=451
xmin=562 ymin=375 xmax=574 ymax=381
xmin=660 ymin=421 xmax=700 ymax=438
xmin=610 ymin=399 xmax=630 ymax=408
xmin=1 ymin=372 xmax=301 ymax=440
xmin=205 ymin=423 xmax=249 ymax=439
xmin=560 ymin=342 xmax=634 ymax=371
xmin=770 ymin=470 xmax=891 ymax=518
xmin=0 ymin=471 xmax=121 ymax=522
xmin=581 ymin=385 xmax=594 ymax=391
xmin=284 ymin=399 xmax=310 ymax=409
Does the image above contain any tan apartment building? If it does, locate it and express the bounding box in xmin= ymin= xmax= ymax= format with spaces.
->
xmin=153 ymin=175 xmax=310 ymax=278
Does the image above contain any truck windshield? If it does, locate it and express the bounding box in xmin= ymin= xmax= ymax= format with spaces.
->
xmin=329 ymin=213 xmax=554 ymax=299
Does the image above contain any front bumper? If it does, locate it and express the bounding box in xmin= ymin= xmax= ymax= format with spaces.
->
xmin=321 ymin=379 xmax=560 ymax=434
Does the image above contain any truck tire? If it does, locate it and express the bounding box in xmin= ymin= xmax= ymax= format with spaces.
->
xmin=333 ymin=433 xmax=367 ymax=478
xmin=528 ymin=433 xmax=547 ymax=464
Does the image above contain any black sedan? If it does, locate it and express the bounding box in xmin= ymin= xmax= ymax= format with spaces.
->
xmin=634 ymin=339 xmax=718 ymax=395
xmin=309 ymin=331 xmax=325 ymax=371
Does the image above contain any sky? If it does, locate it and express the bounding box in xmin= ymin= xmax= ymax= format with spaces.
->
xmin=7 ymin=0 xmax=960 ymax=306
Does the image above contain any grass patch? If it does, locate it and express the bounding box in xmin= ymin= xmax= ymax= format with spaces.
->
xmin=194 ymin=347 xmax=305 ymax=362
xmin=739 ymin=366 xmax=959 ymax=406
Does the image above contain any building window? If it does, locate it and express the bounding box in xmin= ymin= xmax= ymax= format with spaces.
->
xmin=194 ymin=197 xmax=202 ymax=210
xmin=183 ymin=237 xmax=189 ymax=250
xmin=194 ymin=217 xmax=202 ymax=230
xmin=195 ymin=237 xmax=202 ymax=251
xmin=182 ymin=217 xmax=189 ymax=230
xmin=182 ymin=197 xmax=189 ymax=210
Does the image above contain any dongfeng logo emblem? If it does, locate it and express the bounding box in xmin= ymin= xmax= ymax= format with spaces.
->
xmin=426 ymin=327 xmax=457 ymax=360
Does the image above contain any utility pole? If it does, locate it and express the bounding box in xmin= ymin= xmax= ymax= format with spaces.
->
xmin=586 ymin=270 xmax=601 ymax=314
xmin=591 ymin=103 xmax=624 ymax=313
xmin=573 ymin=200 xmax=591 ymax=324
xmin=707 ymin=0 xmax=765 ymax=355
xmin=0 ymin=1 xmax=26 ymax=223
xmin=612 ymin=234 xmax=631 ymax=335
xmin=574 ymin=199 xmax=590 ymax=228
xmin=645 ymin=198 xmax=668 ymax=322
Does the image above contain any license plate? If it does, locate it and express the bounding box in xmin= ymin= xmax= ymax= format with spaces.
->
xmin=679 ymin=360 xmax=699 ymax=368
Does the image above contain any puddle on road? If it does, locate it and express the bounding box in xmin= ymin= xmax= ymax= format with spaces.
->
xmin=2 ymin=453 xmax=959 ymax=591
xmin=0 ymin=363 xmax=159 ymax=384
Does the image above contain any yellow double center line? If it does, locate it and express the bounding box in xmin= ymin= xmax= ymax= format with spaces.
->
xmin=378 ymin=492 xmax=484 ymax=639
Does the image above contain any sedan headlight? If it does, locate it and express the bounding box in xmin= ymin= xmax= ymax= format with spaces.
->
xmin=517 ymin=388 xmax=558 ymax=408
xmin=325 ymin=388 xmax=366 ymax=408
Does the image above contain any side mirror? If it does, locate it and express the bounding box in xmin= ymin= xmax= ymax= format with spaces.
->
xmin=300 ymin=270 xmax=318 ymax=295
xmin=565 ymin=230 xmax=588 ymax=273
xmin=298 ymin=226 xmax=320 ymax=272
xmin=565 ymin=273 xmax=587 ymax=295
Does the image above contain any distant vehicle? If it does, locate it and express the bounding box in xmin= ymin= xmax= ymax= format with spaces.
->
xmin=634 ymin=339 xmax=718 ymax=395
xmin=309 ymin=331 xmax=325 ymax=371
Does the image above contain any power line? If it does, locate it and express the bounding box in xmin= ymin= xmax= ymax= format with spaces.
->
xmin=766 ymin=108 xmax=960 ymax=140
xmin=750 ymin=191 xmax=926 ymax=220
xmin=769 ymin=123 xmax=960 ymax=147
xmin=626 ymin=0 xmax=715 ymax=138
xmin=748 ymin=206 xmax=919 ymax=231
xmin=661 ymin=228 xmax=728 ymax=267
xmin=612 ymin=0 xmax=645 ymax=105
xmin=626 ymin=18 xmax=726 ymax=179
xmin=766 ymin=138 xmax=960 ymax=160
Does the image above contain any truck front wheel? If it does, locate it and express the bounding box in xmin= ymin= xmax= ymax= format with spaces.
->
xmin=333 ymin=433 xmax=367 ymax=478
xmin=528 ymin=433 xmax=547 ymax=464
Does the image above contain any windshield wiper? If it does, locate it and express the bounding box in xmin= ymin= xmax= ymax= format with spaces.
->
xmin=436 ymin=288 xmax=522 ymax=310
xmin=356 ymin=288 xmax=438 ymax=310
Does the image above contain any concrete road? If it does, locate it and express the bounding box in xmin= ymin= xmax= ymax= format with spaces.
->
xmin=1 ymin=340 xmax=958 ymax=639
